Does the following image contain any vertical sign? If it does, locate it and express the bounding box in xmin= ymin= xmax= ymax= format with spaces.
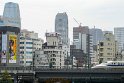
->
xmin=1 ymin=34 xmax=7 ymax=63
xmin=0 ymin=31 xmax=2 ymax=64
xmin=9 ymin=35 xmax=17 ymax=63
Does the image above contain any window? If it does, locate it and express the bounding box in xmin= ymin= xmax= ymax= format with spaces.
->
xmin=107 ymin=53 xmax=110 ymax=55
xmin=20 ymin=37 xmax=25 ymax=40
xmin=26 ymin=42 xmax=33 ymax=44
xmin=59 ymin=19 xmax=62 ymax=22
xmin=26 ymin=47 xmax=33 ymax=49
xmin=107 ymin=48 xmax=110 ymax=50
xmin=20 ymin=46 xmax=24 ymax=49
xmin=100 ymin=42 xmax=104 ymax=46
xmin=26 ymin=61 xmax=32 ymax=63
xmin=20 ymin=61 xmax=24 ymax=63
xmin=20 ymin=42 xmax=24 ymax=44
xmin=20 ymin=51 xmax=24 ymax=54
xmin=26 ymin=51 xmax=32 ymax=54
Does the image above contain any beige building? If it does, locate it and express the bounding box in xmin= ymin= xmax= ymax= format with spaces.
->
xmin=97 ymin=33 xmax=118 ymax=63
xmin=43 ymin=32 xmax=65 ymax=69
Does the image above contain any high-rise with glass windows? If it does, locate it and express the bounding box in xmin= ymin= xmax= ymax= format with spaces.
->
xmin=114 ymin=27 xmax=124 ymax=52
xmin=0 ymin=2 xmax=21 ymax=66
xmin=55 ymin=12 xmax=68 ymax=45
xmin=89 ymin=28 xmax=104 ymax=45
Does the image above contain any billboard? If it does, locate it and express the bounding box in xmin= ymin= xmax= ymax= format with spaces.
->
xmin=0 ymin=32 xmax=2 ymax=64
xmin=1 ymin=34 xmax=7 ymax=63
xmin=0 ymin=31 xmax=2 ymax=51
xmin=9 ymin=35 xmax=17 ymax=63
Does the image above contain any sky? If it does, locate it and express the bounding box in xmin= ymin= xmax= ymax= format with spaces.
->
xmin=0 ymin=0 xmax=124 ymax=42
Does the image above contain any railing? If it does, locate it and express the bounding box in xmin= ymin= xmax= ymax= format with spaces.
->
xmin=0 ymin=66 xmax=33 ymax=70
xmin=0 ymin=66 xmax=124 ymax=73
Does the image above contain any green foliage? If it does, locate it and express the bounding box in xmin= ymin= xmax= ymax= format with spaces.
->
xmin=0 ymin=70 xmax=13 ymax=83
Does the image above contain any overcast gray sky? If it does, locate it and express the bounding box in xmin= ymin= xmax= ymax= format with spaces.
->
xmin=0 ymin=0 xmax=124 ymax=42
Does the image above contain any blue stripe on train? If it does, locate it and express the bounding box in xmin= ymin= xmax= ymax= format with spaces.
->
xmin=107 ymin=65 xmax=124 ymax=66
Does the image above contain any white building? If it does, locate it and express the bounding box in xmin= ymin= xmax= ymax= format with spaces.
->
xmin=43 ymin=32 xmax=65 ymax=69
xmin=114 ymin=27 xmax=124 ymax=52
xmin=20 ymin=29 xmax=43 ymax=66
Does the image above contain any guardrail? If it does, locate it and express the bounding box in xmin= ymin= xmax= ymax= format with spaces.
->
xmin=0 ymin=66 xmax=124 ymax=73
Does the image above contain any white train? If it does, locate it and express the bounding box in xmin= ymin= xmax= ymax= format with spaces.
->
xmin=92 ymin=61 xmax=124 ymax=69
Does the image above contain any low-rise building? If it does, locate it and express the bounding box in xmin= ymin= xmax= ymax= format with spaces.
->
xmin=97 ymin=33 xmax=118 ymax=63
xmin=43 ymin=32 xmax=64 ymax=69
xmin=20 ymin=29 xmax=43 ymax=66
xmin=34 ymin=50 xmax=49 ymax=68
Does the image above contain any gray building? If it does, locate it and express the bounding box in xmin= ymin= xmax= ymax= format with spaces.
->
xmin=73 ymin=26 xmax=93 ymax=68
xmin=34 ymin=50 xmax=49 ymax=68
xmin=55 ymin=12 xmax=68 ymax=45
xmin=89 ymin=28 xmax=104 ymax=45
xmin=73 ymin=26 xmax=89 ymax=50
xmin=114 ymin=27 xmax=124 ymax=52
xmin=70 ymin=48 xmax=86 ymax=68
xmin=73 ymin=26 xmax=93 ymax=55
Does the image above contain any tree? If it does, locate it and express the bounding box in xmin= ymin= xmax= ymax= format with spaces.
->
xmin=0 ymin=70 xmax=13 ymax=83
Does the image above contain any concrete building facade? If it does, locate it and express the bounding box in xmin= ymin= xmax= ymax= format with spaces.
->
xmin=73 ymin=26 xmax=93 ymax=68
xmin=73 ymin=26 xmax=93 ymax=54
xmin=43 ymin=32 xmax=65 ymax=69
xmin=34 ymin=50 xmax=49 ymax=68
xmin=97 ymin=33 xmax=117 ymax=63
xmin=20 ymin=29 xmax=43 ymax=66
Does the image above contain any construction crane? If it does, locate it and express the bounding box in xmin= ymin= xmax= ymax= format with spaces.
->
xmin=73 ymin=18 xmax=82 ymax=27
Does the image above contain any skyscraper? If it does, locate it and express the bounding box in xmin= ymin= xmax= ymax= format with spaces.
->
xmin=0 ymin=2 xmax=21 ymax=66
xmin=73 ymin=26 xmax=89 ymax=50
xmin=89 ymin=28 xmax=104 ymax=45
xmin=114 ymin=27 xmax=124 ymax=52
xmin=73 ymin=26 xmax=93 ymax=68
xmin=55 ymin=12 xmax=68 ymax=45
xmin=3 ymin=2 xmax=21 ymax=28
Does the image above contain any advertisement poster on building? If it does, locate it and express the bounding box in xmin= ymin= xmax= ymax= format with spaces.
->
xmin=0 ymin=32 xmax=2 ymax=64
xmin=0 ymin=31 xmax=2 ymax=51
xmin=1 ymin=34 xmax=7 ymax=63
xmin=1 ymin=51 xmax=6 ymax=63
xmin=9 ymin=35 xmax=17 ymax=63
